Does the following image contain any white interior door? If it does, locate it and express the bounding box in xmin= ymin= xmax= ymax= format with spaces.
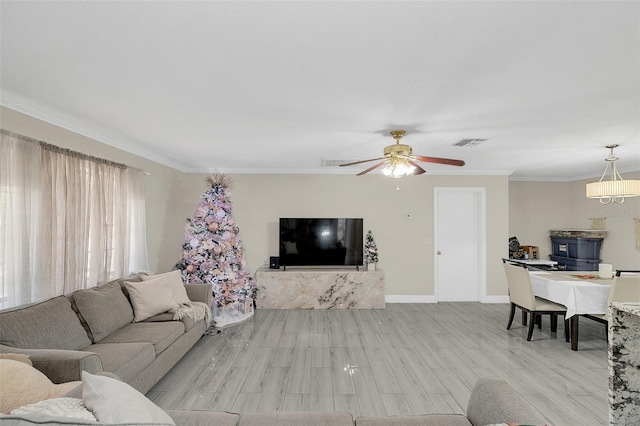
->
xmin=434 ymin=188 xmax=486 ymax=302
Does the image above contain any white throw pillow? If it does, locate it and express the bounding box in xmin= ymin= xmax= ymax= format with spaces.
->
xmin=82 ymin=371 xmax=175 ymax=424
xmin=124 ymin=276 xmax=178 ymax=322
xmin=141 ymin=270 xmax=191 ymax=305
xmin=11 ymin=397 xmax=97 ymax=421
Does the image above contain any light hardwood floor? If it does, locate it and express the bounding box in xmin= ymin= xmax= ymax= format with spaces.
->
xmin=147 ymin=303 xmax=608 ymax=425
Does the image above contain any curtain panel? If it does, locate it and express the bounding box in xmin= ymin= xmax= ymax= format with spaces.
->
xmin=0 ymin=130 xmax=148 ymax=309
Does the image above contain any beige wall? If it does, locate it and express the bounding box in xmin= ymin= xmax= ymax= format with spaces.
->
xmin=509 ymin=174 xmax=640 ymax=270
xmin=1 ymin=107 xmax=187 ymax=272
xmin=181 ymin=173 xmax=510 ymax=299
xmin=15 ymin=104 xmax=638 ymax=299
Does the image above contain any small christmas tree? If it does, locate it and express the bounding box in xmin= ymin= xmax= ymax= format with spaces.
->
xmin=364 ymin=230 xmax=378 ymax=265
xmin=176 ymin=175 xmax=257 ymax=321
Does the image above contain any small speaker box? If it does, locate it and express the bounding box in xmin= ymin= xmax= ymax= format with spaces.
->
xmin=269 ymin=256 xmax=280 ymax=269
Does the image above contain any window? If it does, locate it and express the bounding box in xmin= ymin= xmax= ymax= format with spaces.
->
xmin=0 ymin=130 xmax=148 ymax=308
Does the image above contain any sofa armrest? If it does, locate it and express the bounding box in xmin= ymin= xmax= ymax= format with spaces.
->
xmin=185 ymin=284 xmax=212 ymax=305
xmin=466 ymin=377 xmax=546 ymax=426
xmin=0 ymin=344 xmax=103 ymax=384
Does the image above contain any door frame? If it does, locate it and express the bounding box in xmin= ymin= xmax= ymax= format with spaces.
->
xmin=433 ymin=187 xmax=487 ymax=302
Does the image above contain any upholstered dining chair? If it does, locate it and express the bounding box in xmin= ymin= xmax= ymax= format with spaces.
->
xmin=582 ymin=270 xmax=640 ymax=337
xmin=503 ymin=262 xmax=568 ymax=341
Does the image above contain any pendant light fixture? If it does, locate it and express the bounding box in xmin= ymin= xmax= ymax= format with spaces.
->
xmin=585 ymin=145 xmax=640 ymax=204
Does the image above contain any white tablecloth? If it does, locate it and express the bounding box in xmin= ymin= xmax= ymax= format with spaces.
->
xmin=529 ymin=271 xmax=612 ymax=318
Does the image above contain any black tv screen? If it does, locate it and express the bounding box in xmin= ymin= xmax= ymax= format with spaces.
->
xmin=279 ymin=218 xmax=364 ymax=267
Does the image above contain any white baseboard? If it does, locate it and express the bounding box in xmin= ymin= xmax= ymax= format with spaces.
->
xmin=385 ymin=295 xmax=510 ymax=304
xmin=385 ymin=295 xmax=437 ymax=303
xmin=483 ymin=295 xmax=510 ymax=303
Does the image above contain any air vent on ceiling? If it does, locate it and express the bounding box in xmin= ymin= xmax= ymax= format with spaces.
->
xmin=453 ymin=138 xmax=488 ymax=148
xmin=321 ymin=159 xmax=360 ymax=167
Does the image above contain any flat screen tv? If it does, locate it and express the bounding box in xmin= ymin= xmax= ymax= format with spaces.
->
xmin=279 ymin=218 xmax=364 ymax=267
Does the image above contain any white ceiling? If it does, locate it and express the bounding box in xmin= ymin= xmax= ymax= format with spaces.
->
xmin=1 ymin=1 xmax=639 ymax=181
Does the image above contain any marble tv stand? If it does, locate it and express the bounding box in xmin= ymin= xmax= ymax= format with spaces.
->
xmin=255 ymin=268 xmax=385 ymax=309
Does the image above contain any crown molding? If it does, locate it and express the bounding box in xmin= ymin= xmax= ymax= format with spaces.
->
xmin=1 ymin=92 xmax=189 ymax=172
xmin=190 ymin=167 xmax=515 ymax=176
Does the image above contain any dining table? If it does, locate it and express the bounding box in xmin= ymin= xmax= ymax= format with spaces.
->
xmin=528 ymin=270 xmax=613 ymax=350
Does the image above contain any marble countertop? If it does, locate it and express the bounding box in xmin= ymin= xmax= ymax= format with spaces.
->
xmin=611 ymin=302 xmax=640 ymax=316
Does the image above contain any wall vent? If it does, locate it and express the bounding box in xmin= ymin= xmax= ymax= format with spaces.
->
xmin=453 ymin=138 xmax=488 ymax=147
xmin=321 ymin=159 xmax=359 ymax=167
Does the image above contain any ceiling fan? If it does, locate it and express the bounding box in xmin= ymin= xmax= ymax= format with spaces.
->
xmin=339 ymin=130 xmax=465 ymax=177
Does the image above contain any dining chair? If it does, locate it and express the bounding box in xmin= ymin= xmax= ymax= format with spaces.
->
xmin=501 ymin=258 xmax=546 ymax=328
xmin=582 ymin=270 xmax=640 ymax=338
xmin=503 ymin=262 xmax=568 ymax=341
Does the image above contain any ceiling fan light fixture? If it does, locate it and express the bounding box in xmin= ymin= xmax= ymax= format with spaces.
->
xmin=381 ymin=158 xmax=415 ymax=178
xmin=339 ymin=129 xmax=464 ymax=177
xmin=585 ymin=145 xmax=640 ymax=204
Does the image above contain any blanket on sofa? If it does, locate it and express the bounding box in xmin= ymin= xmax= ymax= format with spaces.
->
xmin=173 ymin=301 xmax=211 ymax=325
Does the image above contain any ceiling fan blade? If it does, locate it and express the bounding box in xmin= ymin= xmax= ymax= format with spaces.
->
xmin=357 ymin=161 xmax=386 ymax=176
xmin=412 ymin=155 xmax=465 ymax=167
xmin=339 ymin=157 xmax=386 ymax=167
xmin=407 ymin=160 xmax=426 ymax=175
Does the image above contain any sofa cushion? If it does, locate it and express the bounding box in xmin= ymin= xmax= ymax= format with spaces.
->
xmin=466 ymin=377 xmax=545 ymax=426
xmin=0 ymin=296 xmax=91 ymax=350
xmin=239 ymin=411 xmax=354 ymax=426
xmin=166 ymin=409 xmax=240 ymax=426
xmin=72 ymin=280 xmax=134 ymax=343
xmin=142 ymin=270 xmax=191 ymax=305
xmin=143 ymin=311 xmax=198 ymax=332
xmin=82 ymin=371 xmax=175 ymax=424
xmin=124 ymin=277 xmax=178 ymax=322
xmin=355 ymin=414 xmax=471 ymax=426
xmin=99 ymin=322 xmax=184 ymax=355
xmin=85 ymin=342 xmax=155 ymax=383
xmin=0 ymin=359 xmax=81 ymax=414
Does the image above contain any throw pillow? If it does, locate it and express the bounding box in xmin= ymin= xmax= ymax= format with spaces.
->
xmin=124 ymin=277 xmax=178 ymax=322
xmin=73 ymin=280 xmax=134 ymax=342
xmin=141 ymin=270 xmax=191 ymax=305
xmin=11 ymin=397 xmax=97 ymax=421
xmin=0 ymin=295 xmax=92 ymax=351
xmin=81 ymin=371 xmax=175 ymax=424
xmin=0 ymin=353 xmax=32 ymax=366
xmin=0 ymin=359 xmax=81 ymax=414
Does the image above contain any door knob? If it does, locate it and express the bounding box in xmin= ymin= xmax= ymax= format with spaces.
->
xmin=437 ymin=250 xmax=442 ymax=255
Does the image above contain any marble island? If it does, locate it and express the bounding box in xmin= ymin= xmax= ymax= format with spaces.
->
xmin=256 ymin=269 xmax=385 ymax=309
xmin=609 ymin=302 xmax=640 ymax=425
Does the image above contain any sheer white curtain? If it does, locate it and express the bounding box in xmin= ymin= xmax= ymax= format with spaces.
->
xmin=0 ymin=130 xmax=148 ymax=308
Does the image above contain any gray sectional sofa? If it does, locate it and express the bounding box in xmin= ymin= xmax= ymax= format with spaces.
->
xmin=0 ymin=276 xmax=212 ymax=394
xmin=1 ymin=377 xmax=546 ymax=425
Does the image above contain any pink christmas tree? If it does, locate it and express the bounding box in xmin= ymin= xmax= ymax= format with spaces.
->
xmin=176 ymin=175 xmax=256 ymax=309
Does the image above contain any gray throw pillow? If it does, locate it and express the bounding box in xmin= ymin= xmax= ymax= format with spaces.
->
xmin=73 ymin=281 xmax=134 ymax=342
xmin=0 ymin=296 xmax=92 ymax=350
